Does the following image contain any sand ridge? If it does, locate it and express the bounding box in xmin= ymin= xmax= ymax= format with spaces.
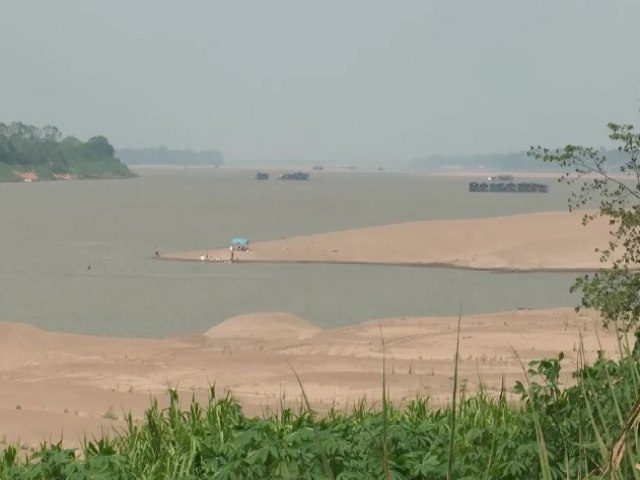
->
xmin=0 ymin=308 xmax=620 ymax=449
xmin=204 ymin=312 xmax=321 ymax=341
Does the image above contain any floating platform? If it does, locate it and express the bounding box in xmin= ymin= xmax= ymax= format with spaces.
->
xmin=469 ymin=181 xmax=548 ymax=193
xmin=278 ymin=172 xmax=309 ymax=180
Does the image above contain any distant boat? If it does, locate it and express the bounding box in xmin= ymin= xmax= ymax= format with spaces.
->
xmin=278 ymin=172 xmax=309 ymax=180
xmin=487 ymin=174 xmax=514 ymax=181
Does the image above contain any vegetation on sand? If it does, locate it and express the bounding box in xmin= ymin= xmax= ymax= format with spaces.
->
xmin=2 ymin=347 xmax=640 ymax=479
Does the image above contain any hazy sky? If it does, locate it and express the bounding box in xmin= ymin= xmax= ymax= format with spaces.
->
xmin=1 ymin=1 xmax=639 ymax=162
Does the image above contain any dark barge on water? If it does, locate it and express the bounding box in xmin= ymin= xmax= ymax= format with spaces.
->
xmin=278 ymin=172 xmax=309 ymax=180
xmin=469 ymin=176 xmax=548 ymax=193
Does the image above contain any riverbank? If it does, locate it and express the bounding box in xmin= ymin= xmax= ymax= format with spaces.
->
xmin=0 ymin=307 xmax=618 ymax=449
xmin=162 ymin=210 xmax=613 ymax=271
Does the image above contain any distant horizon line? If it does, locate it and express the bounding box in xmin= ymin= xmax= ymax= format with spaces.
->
xmin=115 ymin=145 xmax=619 ymax=165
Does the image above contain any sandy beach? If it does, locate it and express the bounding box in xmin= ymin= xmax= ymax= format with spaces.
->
xmin=0 ymin=209 xmax=625 ymax=450
xmin=163 ymin=210 xmax=613 ymax=271
xmin=0 ymin=308 xmax=620 ymax=450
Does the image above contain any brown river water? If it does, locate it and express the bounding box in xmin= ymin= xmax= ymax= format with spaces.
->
xmin=0 ymin=167 xmax=582 ymax=337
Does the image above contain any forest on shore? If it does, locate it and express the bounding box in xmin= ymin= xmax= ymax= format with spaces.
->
xmin=411 ymin=148 xmax=627 ymax=172
xmin=0 ymin=122 xmax=134 ymax=181
xmin=117 ymin=147 xmax=225 ymax=166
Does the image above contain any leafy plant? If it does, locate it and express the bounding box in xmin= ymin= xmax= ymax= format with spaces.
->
xmin=529 ymin=120 xmax=640 ymax=331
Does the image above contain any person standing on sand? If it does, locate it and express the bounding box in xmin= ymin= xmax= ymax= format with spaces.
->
xmin=229 ymin=245 xmax=234 ymax=263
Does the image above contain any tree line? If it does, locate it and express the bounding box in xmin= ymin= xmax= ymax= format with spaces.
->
xmin=0 ymin=121 xmax=133 ymax=180
xmin=117 ymin=147 xmax=225 ymax=166
xmin=412 ymin=148 xmax=629 ymax=172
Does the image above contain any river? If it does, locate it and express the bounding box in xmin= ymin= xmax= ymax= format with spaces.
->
xmin=0 ymin=167 xmax=582 ymax=337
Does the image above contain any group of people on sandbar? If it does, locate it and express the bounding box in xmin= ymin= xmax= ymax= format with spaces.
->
xmin=196 ymin=246 xmax=243 ymax=263
xmin=154 ymin=244 xmax=244 ymax=263
xmin=228 ymin=245 xmax=250 ymax=262
xmin=198 ymin=253 xmax=228 ymax=262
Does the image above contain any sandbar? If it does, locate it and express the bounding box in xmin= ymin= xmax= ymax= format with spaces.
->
xmin=163 ymin=210 xmax=613 ymax=271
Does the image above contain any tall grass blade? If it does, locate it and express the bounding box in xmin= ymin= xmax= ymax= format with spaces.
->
xmin=511 ymin=345 xmax=553 ymax=480
xmin=597 ymin=398 xmax=640 ymax=478
xmin=286 ymin=360 xmax=335 ymax=480
xmin=447 ymin=310 xmax=462 ymax=480
xmin=379 ymin=324 xmax=392 ymax=480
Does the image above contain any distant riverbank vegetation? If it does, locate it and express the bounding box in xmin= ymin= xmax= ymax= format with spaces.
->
xmin=412 ymin=148 xmax=627 ymax=173
xmin=0 ymin=122 xmax=134 ymax=182
xmin=117 ymin=147 xmax=225 ymax=167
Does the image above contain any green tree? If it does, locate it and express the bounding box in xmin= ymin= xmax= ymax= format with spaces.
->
xmin=41 ymin=125 xmax=61 ymax=142
xmin=85 ymin=136 xmax=115 ymax=158
xmin=0 ymin=122 xmax=133 ymax=180
xmin=529 ymin=121 xmax=640 ymax=331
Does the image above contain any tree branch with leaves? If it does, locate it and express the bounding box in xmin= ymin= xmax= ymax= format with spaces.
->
xmin=529 ymin=121 xmax=640 ymax=331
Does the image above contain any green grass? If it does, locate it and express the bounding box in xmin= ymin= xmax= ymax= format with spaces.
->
xmin=2 ymin=350 xmax=640 ymax=478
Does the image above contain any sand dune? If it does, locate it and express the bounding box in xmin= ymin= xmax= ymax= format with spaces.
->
xmin=0 ymin=308 xmax=620 ymax=449
xmin=163 ymin=210 xmax=613 ymax=270
xmin=0 ymin=323 xmax=56 ymax=368
xmin=205 ymin=312 xmax=321 ymax=342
